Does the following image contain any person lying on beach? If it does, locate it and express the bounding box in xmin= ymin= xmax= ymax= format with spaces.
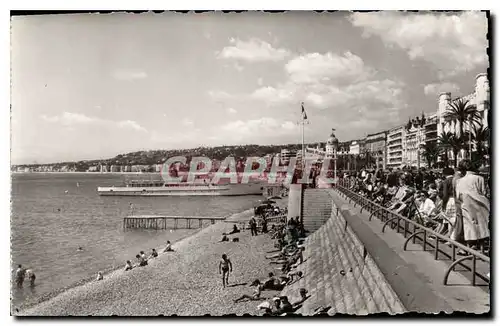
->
xmin=233 ymin=279 xmax=263 ymax=303
xmin=136 ymin=254 xmax=148 ymax=267
xmin=149 ymin=249 xmax=158 ymax=259
xmin=163 ymin=241 xmax=174 ymax=252
xmin=219 ymin=254 xmax=233 ymax=288
xmin=220 ymin=235 xmax=229 ymax=242
xmin=292 ymin=288 xmax=310 ymax=308
xmin=124 ymin=260 xmax=134 ymax=271
xmin=15 ymin=265 xmax=26 ymax=288
xmin=285 ymin=271 xmax=303 ymax=285
xmin=262 ymin=272 xmax=279 ymax=290
xmin=227 ymin=224 xmax=240 ymax=235
xmin=25 ymin=269 xmax=36 ymax=287
xmin=96 ymin=271 xmax=103 ymax=281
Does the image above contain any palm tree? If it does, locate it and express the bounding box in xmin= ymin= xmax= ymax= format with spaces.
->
xmin=437 ymin=132 xmax=454 ymax=167
xmin=420 ymin=142 xmax=439 ymax=168
xmin=466 ymin=124 xmax=490 ymax=166
xmin=448 ymin=135 xmax=464 ymax=168
xmin=443 ymin=98 xmax=482 ymax=137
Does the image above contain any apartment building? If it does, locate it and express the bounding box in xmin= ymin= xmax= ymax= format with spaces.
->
xmin=365 ymin=131 xmax=387 ymax=170
xmin=387 ymin=126 xmax=405 ymax=169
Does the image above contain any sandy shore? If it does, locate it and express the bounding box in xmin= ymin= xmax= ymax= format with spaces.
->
xmin=16 ymin=214 xmax=282 ymax=316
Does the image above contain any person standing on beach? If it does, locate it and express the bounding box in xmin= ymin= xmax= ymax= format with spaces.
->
xmin=25 ymin=269 xmax=36 ymax=287
xmin=219 ymin=254 xmax=233 ymax=288
xmin=15 ymin=265 xmax=26 ymax=288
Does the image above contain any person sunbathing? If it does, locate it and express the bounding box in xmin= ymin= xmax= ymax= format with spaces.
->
xmin=285 ymin=271 xmax=303 ymax=285
xmin=124 ymin=260 xmax=134 ymax=271
xmin=136 ymin=254 xmax=148 ymax=267
xmin=227 ymin=224 xmax=240 ymax=235
xmin=292 ymin=288 xmax=310 ymax=307
xmin=149 ymin=248 xmax=158 ymax=259
xmin=262 ymin=272 xmax=285 ymax=291
xmin=233 ymin=279 xmax=263 ymax=303
xmin=163 ymin=241 xmax=174 ymax=252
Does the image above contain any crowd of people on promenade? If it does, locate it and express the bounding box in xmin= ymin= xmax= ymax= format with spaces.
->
xmin=340 ymin=159 xmax=490 ymax=256
xmin=217 ymin=199 xmax=324 ymax=316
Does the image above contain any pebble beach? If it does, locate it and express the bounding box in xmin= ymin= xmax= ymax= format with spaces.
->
xmin=16 ymin=211 xmax=283 ymax=316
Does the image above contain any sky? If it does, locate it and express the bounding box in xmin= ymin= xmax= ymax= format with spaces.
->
xmin=10 ymin=11 xmax=489 ymax=164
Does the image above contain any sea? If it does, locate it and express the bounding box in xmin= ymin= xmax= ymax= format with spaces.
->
xmin=10 ymin=173 xmax=262 ymax=308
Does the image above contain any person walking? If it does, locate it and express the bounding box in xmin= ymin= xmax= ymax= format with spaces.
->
xmin=455 ymin=160 xmax=490 ymax=252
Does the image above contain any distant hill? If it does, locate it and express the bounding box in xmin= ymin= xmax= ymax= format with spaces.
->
xmin=13 ymin=143 xmax=317 ymax=171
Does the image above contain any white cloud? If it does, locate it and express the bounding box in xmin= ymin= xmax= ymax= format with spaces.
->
xmin=349 ymin=11 xmax=488 ymax=77
xmin=181 ymin=118 xmax=194 ymax=127
xmin=221 ymin=117 xmax=299 ymax=141
xmin=424 ymin=82 xmax=461 ymax=96
xmin=285 ymin=51 xmax=372 ymax=84
xmin=257 ymin=78 xmax=263 ymax=86
xmin=208 ymin=90 xmax=232 ymax=100
xmin=112 ymin=69 xmax=148 ymax=81
xmin=226 ymin=107 xmax=237 ymax=114
xmin=41 ymin=112 xmax=147 ymax=132
xmin=251 ymin=86 xmax=295 ymax=104
xmin=217 ymin=38 xmax=291 ymax=62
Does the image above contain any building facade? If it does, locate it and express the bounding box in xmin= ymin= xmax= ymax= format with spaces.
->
xmin=387 ymin=126 xmax=405 ymax=169
xmin=403 ymin=125 xmax=425 ymax=168
xmin=437 ymin=73 xmax=490 ymax=163
xmin=365 ymin=131 xmax=387 ymax=170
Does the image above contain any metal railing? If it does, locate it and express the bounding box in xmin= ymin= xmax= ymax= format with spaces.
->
xmin=333 ymin=182 xmax=490 ymax=287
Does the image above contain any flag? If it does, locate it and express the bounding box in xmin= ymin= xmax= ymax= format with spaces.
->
xmin=301 ymin=102 xmax=308 ymax=120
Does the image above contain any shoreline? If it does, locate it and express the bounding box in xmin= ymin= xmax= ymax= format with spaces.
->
xmin=12 ymin=228 xmax=200 ymax=313
xmin=15 ymin=206 xmax=282 ymax=316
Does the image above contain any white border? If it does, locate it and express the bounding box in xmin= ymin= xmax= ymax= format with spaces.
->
xmin=3 ymin=2 xmax=496 ymax=326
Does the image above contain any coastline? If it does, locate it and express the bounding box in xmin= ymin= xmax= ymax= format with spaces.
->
xmin=15 ymin=206 xmax=284 ymax=316
xmin=12 ymin=228 xmax=199 ymax=313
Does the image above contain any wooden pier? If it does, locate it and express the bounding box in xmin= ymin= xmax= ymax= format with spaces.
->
xmin=123 ymin=215 xmax=227 ymax=230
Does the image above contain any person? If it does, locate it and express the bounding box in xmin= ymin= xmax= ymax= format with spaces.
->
xmin=249 ymin=217 xmax=258 ymax=236
xmin=25 ymin=269 xmax=36 ymax=287
xmin=124 ymin=260 xmax=134 ymax=271
xmin=417 ymin=192 xmax=436 ymax=218
xmin=233 ymin=279 xmax=263 ymax=303
xmin=286 ymin=271 xmax=303 ymax=285
xmin=140 ymin=251 xmax=147 ymax=261
xmin=292 ymin=288 xmax=309 ymax=307
xmin=136 ymin=254 xmax=148 ymax=267
xmin=279 ymin=296 xmax=294 ymax=314
xmin=219 ymin=254 xmax=233 ymax=288
xmin=15 ymin=265 xmax=26 ymax=288
xmin=149 ymin=249 xmax=158 ymax=259
xmin=163 ymin=241 xmax=174 ymax=252
xmin=228 ymin=224 xmax=240 ymax=235
xmin=455 ymin=159 xmax=490 ymax=251
xmin=96 ymin=271 xmax=103 ymax=281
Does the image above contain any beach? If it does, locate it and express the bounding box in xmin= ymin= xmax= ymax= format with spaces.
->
xmin=16 ymin=212 xmax=284 ymax=316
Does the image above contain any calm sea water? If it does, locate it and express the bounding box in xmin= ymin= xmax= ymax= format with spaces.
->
xmin=10 ymin=173 xmax=261 ymax=307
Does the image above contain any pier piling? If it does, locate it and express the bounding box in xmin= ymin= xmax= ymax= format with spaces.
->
xmin=123 ymin=215 xmax=226 ymax=230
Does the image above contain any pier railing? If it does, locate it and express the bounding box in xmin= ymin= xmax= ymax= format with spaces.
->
xmin=333 ymin=184 xmax=490 ymax=287
xmin=123 ymin=215 xmax=226 ymax=230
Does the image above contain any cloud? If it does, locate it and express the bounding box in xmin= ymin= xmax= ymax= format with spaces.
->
xmin=221 ymin=117 xmax=300 ymax=142
xmin=257 ymin=78 xmax=264 ymax=86
xmin=226 ymin=107 xmax=237 ymax=114
xmin=181 ymin=118 xmax=194 ymax=127
xmin=208 ymin=90 xmax=232 ymax=100
xmin=424 ymin=82 xmax=461 ymax=96
xmin=349 ymin=11 xmax=488 ymax=77
xmin=251 ymin=86 xmax=295 ymax=104
xmin=112 ymin=69 xmax=148 ymax=81
xmin=41 ymin=112 xmax=147 ymax=132
xmin=217 ymin=38 xmax=291 ymax=62
xmin=285 ymin=51 xmax=372 ymax=84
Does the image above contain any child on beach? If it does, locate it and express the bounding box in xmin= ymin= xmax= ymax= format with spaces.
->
xmin=234 ymin=279 xmax=263 ymax=303
xmin=124 ymin=260 xmax=134 ymax=271
xmin=150 ymin=249 xmax=158 ymax=259
xmin=136 ymin=254 xmax=148 ymax=267
xmin=218 ymin=254 xmax=233 ymax=288
xmin=25 ymin=269 xmax=36 ymax=287
xmin=163 ymin=241 xmax=174 ymax=252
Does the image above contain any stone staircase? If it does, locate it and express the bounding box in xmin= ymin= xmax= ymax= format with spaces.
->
xmin=301 ymin=189 xmax=333 ymax=233
xmin=279 ymin=204 xmax=406 ymax=315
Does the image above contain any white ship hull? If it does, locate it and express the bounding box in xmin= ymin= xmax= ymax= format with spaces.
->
xmin=97 ymin=183 xmax=264 ymax=196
